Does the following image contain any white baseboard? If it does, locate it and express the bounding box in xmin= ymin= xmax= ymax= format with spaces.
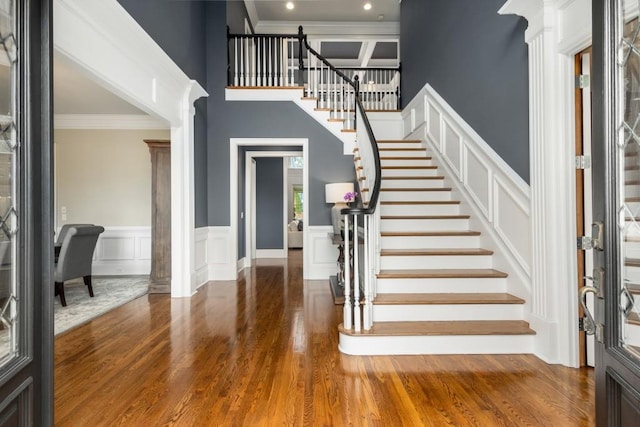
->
xmin=255 ymin=249 xmax=287 ymax=258
xmin=195 ymin=225 xmax=337 ymax=281
xmin=402 ymin=84 xmax=532 ymax=298
xmin=90 ymin=226 xmax=151 ymax=276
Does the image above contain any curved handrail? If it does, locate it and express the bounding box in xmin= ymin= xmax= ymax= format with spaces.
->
xmin=300 ymin=32 xmax=381 ymax=216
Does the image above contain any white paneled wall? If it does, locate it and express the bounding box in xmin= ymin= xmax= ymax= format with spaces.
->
xmin=403 ymin=84 xmax=531 ymax=298
xmin=91 ymin=226 xmax=151 ymax=275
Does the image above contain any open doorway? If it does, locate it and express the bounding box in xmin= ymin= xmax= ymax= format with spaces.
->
xmin=242 ymin=151 xmax=305 ymax=268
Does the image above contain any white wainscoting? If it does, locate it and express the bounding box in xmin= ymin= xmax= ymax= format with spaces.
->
xmin=306 ymin=226 xmax=339 ymax=280
xmin=194 ymin=225 xmax=337 ymax=282
xmin=91 ymin=226 xmax=151 ymax=276
xmin=402 ymin=84 xmax=532 ymax=299
xmin=368 ymin=112 xmax=403 ymax=140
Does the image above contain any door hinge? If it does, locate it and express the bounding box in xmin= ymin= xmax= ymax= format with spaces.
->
xmin=578 ymin=317 xmax=585 ymax=331
xmin=575 ymin=155 xmax=591 ymax=170
xmin=576 ymin=74 xmax=590 ymax=89
xmin=577 ymin=236 xmax=596 ymax=250
xmin=577 ymin=222 xmax=604 ymax=251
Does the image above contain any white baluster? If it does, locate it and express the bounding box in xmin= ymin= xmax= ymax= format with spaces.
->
xmin=234 ymin=38 xmax=239 ymax=86
xmin=364 ymin=214 xmax=372 ymax=330
xmin=343 ymin=213 xmax=352 ymax=330
xmin=335 ymin=71 xmax=339 ymax=117
xmin=322 ymin=61 xmax=326 ymax=108
xmin=353 ymin=214 xmax=361 ymax=332
xmin=234 ymin=39 xmax=244 ymax=86
xmin=268 ymin=38 xmax=272 ymax=86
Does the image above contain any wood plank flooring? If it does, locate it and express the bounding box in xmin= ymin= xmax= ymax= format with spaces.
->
xmin=55 ymin=250 xmax=595 ymax=426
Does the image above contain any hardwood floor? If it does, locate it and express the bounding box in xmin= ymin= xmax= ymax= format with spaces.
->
xmin=55 ymin=250 xmax=595 ymax=426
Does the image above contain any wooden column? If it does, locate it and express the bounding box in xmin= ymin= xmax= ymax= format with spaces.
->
xmin=145 ymin=140 xmax=171 ymax=293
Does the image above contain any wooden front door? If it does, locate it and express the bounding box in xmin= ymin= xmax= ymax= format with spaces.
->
xmin=592 ymin=0 xmax=640 ymax=423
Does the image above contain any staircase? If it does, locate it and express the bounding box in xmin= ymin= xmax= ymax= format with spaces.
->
xmin=339 ymin=138 xmax=535 ymax=355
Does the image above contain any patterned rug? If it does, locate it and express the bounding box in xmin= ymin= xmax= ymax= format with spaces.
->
xmin=54 ymin=276 xmax=149 ymax=335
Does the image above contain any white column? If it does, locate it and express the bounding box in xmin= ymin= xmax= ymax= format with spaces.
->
xmin=500 ymin=0 xmax=581 ymax=366
xmin=171 ymin=81 xmax=208 ymax=298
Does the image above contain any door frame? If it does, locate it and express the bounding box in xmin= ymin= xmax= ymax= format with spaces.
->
xmin=53 ymin=0 xmax=207 ymax=297
xmin=230 ymin=138 xmax=309 ymax=278
xmin=244 ymin=151 xmax=301 ymax=264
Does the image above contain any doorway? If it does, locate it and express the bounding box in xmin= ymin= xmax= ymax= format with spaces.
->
xmin=243 ymin=151 xmax=305 ymax=268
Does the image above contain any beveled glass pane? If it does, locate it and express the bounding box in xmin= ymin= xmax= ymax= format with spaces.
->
xmin=619 ymin=8 xmax=640 ymax=359
xmin=0 ymin=0 xmax=16 ymax=367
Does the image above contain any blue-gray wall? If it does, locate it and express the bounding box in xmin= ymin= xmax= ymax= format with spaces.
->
xmin=116 ymin=0 xmax=209 ymax=227
xmin=227 ymin=0 xmax=253 ymax=34
xmin=206 ymin=2 xmax=355 ymax=229
xmin=255 ymin=158 xmax=284 ymax=249
xmin=116 ymin=1 xmax=360 ymax=232
xmin=400 ymin=0 xmax=530 ymax=182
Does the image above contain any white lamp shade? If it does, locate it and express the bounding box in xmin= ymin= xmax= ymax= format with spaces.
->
xmin=325 ymin=182 xmax=354 ymax=204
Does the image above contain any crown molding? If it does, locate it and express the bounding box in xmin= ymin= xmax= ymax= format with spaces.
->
xmin=54 ymin=114 xmax=168 ymax=130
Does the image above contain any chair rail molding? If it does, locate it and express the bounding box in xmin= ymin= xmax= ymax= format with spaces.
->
xmin=54 ymin=0 xmax=208 ymax=298
xmin=499 ymin=0 xmax=592 ymax=366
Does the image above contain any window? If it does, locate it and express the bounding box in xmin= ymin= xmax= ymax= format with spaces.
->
xmin=289 ymin=156 xmax=303 ymax=169
xmin=292 ymin=186 xmax=303 ymax=219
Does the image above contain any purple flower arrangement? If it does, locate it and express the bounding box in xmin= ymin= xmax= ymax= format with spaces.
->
xmin=343 ymin=191 xmax=358 ymax=202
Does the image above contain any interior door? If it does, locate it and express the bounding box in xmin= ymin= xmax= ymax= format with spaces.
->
xmin=0 ymin=0 xmax=53 ymax=424
xmin=593 ymin=0 xmax=640 ymax=424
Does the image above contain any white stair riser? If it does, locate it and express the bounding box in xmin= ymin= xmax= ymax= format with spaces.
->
xmin=380 ymin=204 xmax=460 ymax=216
xmin=625 ymin=266 xmax=640 ymax=283
xmin=380 ymin=235 xmax=480 ymax=249
xmin=380 ymin=159 xmax=433 ymax=167
xmin=626 ymin=323 xmax=640 ymax=347
xmin=625 ymin=170 xmax=640 ymax=181
xmin=381 ymin=169 xmax=440 ymax=177
xmin=372 ymin=304 xmax=523 ymax=322
xmin=378 ymin=143 xmax=424 ymax=150
xmin=380 ymin=218 xmax=470 ymax=232
xmin=626 ymin=242 xmax=640 ymax=258
xmin=382 ymin=179 xmax=445 ymax=189
xmin=381 ymin=191 xmax=452 ymax=202
xmin=379 ymin=254 xmax=492 ymax=269
xmin=376 ymin=277 xmax=508 ymax=294
xmin=378 ymin=148 xmax=427 ymax=157
xmin=625 ymin=185 xmax=640 ymax=196
xmin=339 ymin=333 xmax=534 ymax=355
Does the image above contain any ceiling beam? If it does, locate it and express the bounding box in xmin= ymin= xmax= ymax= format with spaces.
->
xmin=358 ymin=41 xmax=377 ymax=68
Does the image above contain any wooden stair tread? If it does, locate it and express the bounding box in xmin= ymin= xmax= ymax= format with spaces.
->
xmin=378 ymin=139 xmax=422 ymax=143
xmin=383 ymin=176 xmax=444 ymax=180
xmin=341 ymin=129 xmax=356 ymax=133
xmin=328 ymin=118 xmax=345 ymax=122
xmin=377 ymin=269 xmax=508 ymax=279
xmin=381 ymin=187 xmax=451 ymax=192
xmin=380 ymin=156 xmax=433 ymax=160
xmin=381 ymin=215 xmax=470 ymax=220
xmin=315 ymin=107 xmax=331 ymax=111
xmin=301 ymin=97 xmax=317 ymax=100
xmin=374 ymin=293 xmax=524 ymax=305
xmin=628 ymin=312 xmax=640 ymax=326
xmin=378 ymin=147 xmax=426 ymax=151
xmin=381 ymin=201 xmax=460 ymax=205
xmin=626 ymin=258 xmax=640 ymax=267
xmin=380 ymin=248 xmax=493 ymax=256
xmin=381 ymin=231 xmax=480 ymax=237
xmin=226 ymin=86 xmax=304 ymax=90
xmin=381 ymin=165 xmax=437 ymax=170
xmin=339 ymin=320 xmax=535 ymax=337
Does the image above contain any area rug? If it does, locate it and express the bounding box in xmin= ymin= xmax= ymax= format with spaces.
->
xmin=54 ymin=276 xmax=149 ymax=335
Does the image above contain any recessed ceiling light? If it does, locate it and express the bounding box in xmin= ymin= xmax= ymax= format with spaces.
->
xmin=286 ymin=2 xmax=294 ymax=10
xmin=364 ymin=3 xmax=372 ymax=11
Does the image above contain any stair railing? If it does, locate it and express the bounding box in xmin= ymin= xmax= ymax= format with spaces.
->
xmin=337 ymin=67 xmax=401 ymax=111
xmin=300 ymin=30 xmax=381 ymax=332
xmin=227 ymin=26 xmax=383 ymax=332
